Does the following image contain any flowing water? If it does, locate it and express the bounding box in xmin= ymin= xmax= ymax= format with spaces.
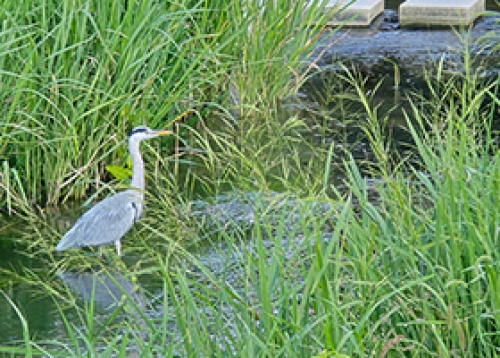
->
xmin=1 ymin=1 xmax=500 ymax=348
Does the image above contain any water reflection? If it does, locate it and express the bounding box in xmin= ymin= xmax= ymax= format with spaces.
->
xmin=57 ymin=270 xmax=146 ymax=311
xmin=0 ymin=214 xmax=153 ymax=346
xmin=0 ymin=283 xmax=61 ymax=343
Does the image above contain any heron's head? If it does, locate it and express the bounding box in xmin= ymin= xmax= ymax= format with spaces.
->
xmin=128 ymin=126 xmax=172 ymax=142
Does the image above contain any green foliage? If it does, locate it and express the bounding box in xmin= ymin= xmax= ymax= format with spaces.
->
xmin=0 ymin=0 xmax=213 ymax=209
xmin=0 ymin=0 xmax=333 ymax=213
xmin=5 ymin=56 xmax=500 ymax=355
xmin=3 ymin=1 xmax=500 ymax=357
xmin=105 ymin=163 xmax=131 ymax=181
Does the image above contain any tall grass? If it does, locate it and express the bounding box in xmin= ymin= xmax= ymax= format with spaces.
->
xmin=219 ymin=0 xmax=335 ymax=115
xmin=0 ymin=0 xmax=335 ymax=215
xmin=137 ymin=45 xmax=500 ymax=356
xmin=0 ymin=0 xmax=211 ymax=211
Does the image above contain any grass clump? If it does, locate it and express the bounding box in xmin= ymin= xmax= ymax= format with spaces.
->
xmin=0 ymin=0 xmax=213 ymax=211
xmin=0 ymin=0 xmax=334 ymax=215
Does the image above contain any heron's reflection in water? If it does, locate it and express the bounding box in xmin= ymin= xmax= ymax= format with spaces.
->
xmin=57 ymin=271 xmax=148 ymax=334
xmin=57 ymin=270 xmax=147 ymax=315
xmin=58 ymin=270 xmax=152 ymax=355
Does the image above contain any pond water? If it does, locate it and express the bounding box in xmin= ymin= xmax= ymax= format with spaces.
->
xmin=1 ymin=3 xmax=500 ymax=350
xmin=0 ymin=235 xmax=53 ymax=342
xmin=0 ymin=193 xmax=335 ymax=347
xmin=0 ymin=223 xmax=165 ymax=344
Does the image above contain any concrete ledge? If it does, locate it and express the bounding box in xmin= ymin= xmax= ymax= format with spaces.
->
xmin=399 ymin=0 xmax=485 ymax=27
xmin=327 ymin=0 xmax=384 ymax=27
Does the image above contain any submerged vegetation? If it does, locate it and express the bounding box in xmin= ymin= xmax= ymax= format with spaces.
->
xmin=1 ymin=0 xmax=500 ymax=357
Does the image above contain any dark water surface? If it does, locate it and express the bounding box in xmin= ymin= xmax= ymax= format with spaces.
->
xmin=0 ymin=235 xmax=54 ymax=343
xmin=0 ymin=224 xmax=159 ymax=345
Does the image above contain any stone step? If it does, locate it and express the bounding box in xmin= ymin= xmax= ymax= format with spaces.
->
xmin=324 ymin=0 xmax=485 ymax=28
xmin=399 ymin=0 xmax=485 ymax=27
xmin=327 ymin=0 xmax=384 ymax=27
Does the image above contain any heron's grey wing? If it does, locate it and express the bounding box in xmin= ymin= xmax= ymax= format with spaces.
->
xmin=55 ymin=191 xmax=141 ymax=251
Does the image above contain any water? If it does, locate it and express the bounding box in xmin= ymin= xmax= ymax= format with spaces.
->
xmin=0 ymin=212 xmax=156 ymax=342
xmin=0 ymin=222 xmax=158 ymax=345
xmin=0 ymin=232 xmax=57 ymax=343
xmin=0 ymin=193 xmax=336 ymax=347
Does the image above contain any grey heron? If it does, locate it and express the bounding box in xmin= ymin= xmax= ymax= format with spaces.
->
xmin=55 ymin=126 xmax=172 ymax=256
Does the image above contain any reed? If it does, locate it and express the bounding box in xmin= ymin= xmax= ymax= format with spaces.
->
xmin=0 ymin=0 xmax=333 ymax=214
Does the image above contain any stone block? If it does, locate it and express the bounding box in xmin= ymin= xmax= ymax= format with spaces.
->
xmin=399 ymin=0 xmax=485 ymax=27
xmin=327 ymin=0 xmax=384 ymax=27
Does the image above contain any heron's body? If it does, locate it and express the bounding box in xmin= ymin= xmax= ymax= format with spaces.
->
xmin=55 ymin=126 xmax=171 ymax=255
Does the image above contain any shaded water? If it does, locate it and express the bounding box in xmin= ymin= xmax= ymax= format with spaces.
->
xmin=0 ymin=225 xmax=159 ymax=344
xmin=0 ymin=236 xmax=54 ymax=342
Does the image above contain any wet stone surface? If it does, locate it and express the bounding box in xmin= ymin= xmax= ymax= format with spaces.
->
xmin=188 ymin=191 xmax=338 ymax=236
xmin=176 ymin=192 xmax=343 ymax=330
xmin=311 ymin=11 xmax=500 ymax=77
xmin=183 ymin=191 xmax=341 ymax=280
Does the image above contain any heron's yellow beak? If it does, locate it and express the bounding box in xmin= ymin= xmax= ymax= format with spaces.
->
xmin=155 ymin=129 xmax=173 ymax=136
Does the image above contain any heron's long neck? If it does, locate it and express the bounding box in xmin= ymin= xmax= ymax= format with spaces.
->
xmin=129 ymin=139 xmax=145 ymax=191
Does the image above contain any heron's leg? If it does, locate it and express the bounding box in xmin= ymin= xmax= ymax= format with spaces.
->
xmin=115 ymin=240 xmax=122 ymax=256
